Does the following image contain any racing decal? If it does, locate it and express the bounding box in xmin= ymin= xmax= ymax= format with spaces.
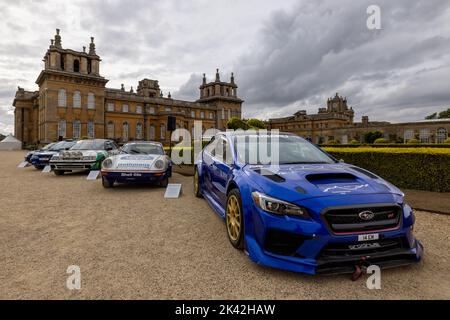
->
xmin=320 ymin=183 xmax=370 ymax=194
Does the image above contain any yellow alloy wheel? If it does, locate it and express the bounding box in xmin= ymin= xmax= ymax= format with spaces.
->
xmin=226 ymin=194 xmax=241 ymax=241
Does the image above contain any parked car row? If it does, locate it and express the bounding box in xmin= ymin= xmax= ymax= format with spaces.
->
xmin=24 ymin=132 xmax=423 ymax=276
xmin=25 ymin=139 xmax=172 ymax=188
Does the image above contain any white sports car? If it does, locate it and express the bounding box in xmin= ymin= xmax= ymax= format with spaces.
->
xmin=100 ymin=141 xmax=172 ymax=188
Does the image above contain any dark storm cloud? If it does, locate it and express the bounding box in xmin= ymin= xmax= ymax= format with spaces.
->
xmin=177 ymin=0 xmax=450 ymax=122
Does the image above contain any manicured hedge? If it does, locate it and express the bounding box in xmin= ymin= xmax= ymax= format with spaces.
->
xmin=323 ymin=147 xmax=450 ymax=192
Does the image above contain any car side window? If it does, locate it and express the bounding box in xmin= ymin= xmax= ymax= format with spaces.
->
xmin=215 ymin=138 xmax=233 ymax=165
xmin=205 ymin=138 xmax=218 ymax=156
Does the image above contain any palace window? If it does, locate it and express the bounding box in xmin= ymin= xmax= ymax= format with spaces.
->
xmin=437 ymin=128 xmax=448 ymax=144
xmin=165 ymin=107 xmax=172 ymax=112
xmin=200 ymin=111 xmax=205 ymax=119
xmin=191 ymin=110 xmax=195 ymax=118
xmin=107 ymin=121 xmax=114 ymax=139
xmin=149 ymin=106 xmax=155 ymax=114
xmin=58 ymin=120 xmax=66 ymax=138
xmin=149 ymin=124 xmax=155 ymax=140
xmin=419 ymin=128 xmax=430 ymax=143
xmin=87 ymin=120 xmax=94 ymax=138
xmin=136 ymin=123 xmax=143 ymax=140
xmin=74 ymin=59 xmax=80 ymax=73
xmin=136 ymin=106 xmax=143 ymax=114
xmin=122 ymin=104 xmax=129 ymax=113
xmin=73 ymin=120 xmax=81 ymax=139
xmin=210 ymin=112 xmax=214 ymax=119
xmin=107 ymin=103 xmax=115 ymax=112
xmin=160 ymin=124 xmax=166 ymax=140
xmin=404 ymin=129 xmax=414 ymax=142
xmin=122 ymin=122 xmax=129 ymax=141
xmin=58 ymin=89 xmax=66 ymax=107
xmin=87 ymin=93 xmax=95 ymax=109
xmin=73 ymin=91 xmax=81 ymax=108
xmin=221 ymin=108 xmax=225 ymax=120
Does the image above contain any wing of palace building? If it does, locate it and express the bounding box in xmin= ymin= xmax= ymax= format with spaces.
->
xmin=13 ymin=29 xmax=243 ymax=145
xmin=268 ymin=93 xmax=449 ymax=144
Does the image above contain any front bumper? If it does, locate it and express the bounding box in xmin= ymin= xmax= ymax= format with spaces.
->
xmin=244 ymin=196 xmax=423 ymax=275
xmin=31 ymin=156 xmax=52 ymax=167
xmin=50 ymin=160 xmax=97 ymax=171
xmin=101 ymin=170 xmax=169 ymax=184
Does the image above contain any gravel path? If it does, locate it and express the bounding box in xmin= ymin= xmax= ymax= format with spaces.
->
xmin=1 ymin=151 xmax=449 ymax=299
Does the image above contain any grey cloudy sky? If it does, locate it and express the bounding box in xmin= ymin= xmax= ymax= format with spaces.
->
xmin=1 ymin=0 xmax=449 ymax=134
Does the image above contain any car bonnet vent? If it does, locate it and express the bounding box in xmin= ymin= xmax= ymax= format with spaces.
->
xmin=305 ymin=173 xmax=357 ymax=185
xmin=253 ymin=168 xmax=285 ymax=183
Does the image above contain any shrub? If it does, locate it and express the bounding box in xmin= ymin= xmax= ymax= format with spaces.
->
xmin=444 ymin=138 xmax=450 ymax=144
xmin=373 ymin=138 xmax=389 ymax=144
xmin=407 ymin=138 xmax=420 ymax=144
xmin=363 ymin=131 xmax=383 ymax=143
xmin=326 ymin=140 xmax=338 ymax=145
xmin=350 ymin=140 xmax=359 ymax=145
xmin=322 ymin=147 xmax=450 ymax=192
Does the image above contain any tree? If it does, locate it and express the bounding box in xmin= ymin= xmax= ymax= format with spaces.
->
xmin=425 ymin=108 xmax=450 ymax=119
xmin=226 ymin=117 xmax=249 ymax=130
xmin=363 ymin=131 xmax=383 ymax=144
xmin=246 ymin=118 xmax=266 ymax=129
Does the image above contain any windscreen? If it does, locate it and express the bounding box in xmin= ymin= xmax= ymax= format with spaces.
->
xmin=234 ymin=134 xmax=335 ymax=165
xmin=122 ymin=143 xmax=164 ymax=155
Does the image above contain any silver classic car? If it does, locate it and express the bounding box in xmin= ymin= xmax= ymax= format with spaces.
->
xmin=50 ymin=139 xmax=119 ymax=175
xmin=100 ymin=141 xmax=172 ymax=188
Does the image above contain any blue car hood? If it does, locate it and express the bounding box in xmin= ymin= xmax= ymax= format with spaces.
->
xmin=243 ymin=163 xmax=403 ymax=202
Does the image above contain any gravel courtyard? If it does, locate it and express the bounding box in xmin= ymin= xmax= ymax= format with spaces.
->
xmin=0 ymin=151 xmax=449 ymax=299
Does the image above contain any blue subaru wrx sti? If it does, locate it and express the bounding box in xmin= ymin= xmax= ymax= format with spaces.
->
xmin=194 ymin=132 xmax=423 ymax=275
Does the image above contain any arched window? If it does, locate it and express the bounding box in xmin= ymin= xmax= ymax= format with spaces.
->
xmin=87 ymin=93 xmax=95 ymax=109
xmin=74 ymin=59 xmax=80 ymax=73
xmin=73 ymin=120 xmax=81 ymax=138
xmin=136 ymin=123 xmax=143 ymax=140
xmin=73 ymin=91 xmax=81 ymax=108
xmin=160 ymin=124 xmax=166 ymax=140
xmin=107 ymin=121 xmax=115 ymax=139
xmin=58 ymin=89 xmax=66 ymax=107
xmin=122 ymin=122 xmax=129 ymax=141
xmin=149 ymin=124 xmax=155 ymax=140
xmin=58 ymin=120 xmax=66 ymax=138
xmin=419 ymin=129 xmax=430 ymax=144
xmin=87 ymin=120 xmax=94 ymax=138
xmin=437 ymin=128 xmax=448 ymax=144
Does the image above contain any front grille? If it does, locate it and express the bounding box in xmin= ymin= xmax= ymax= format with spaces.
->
xmin=320 ymin=237 xmax=408 ymax=258
xmin=324 ymin=205 xmax=401 ymax=234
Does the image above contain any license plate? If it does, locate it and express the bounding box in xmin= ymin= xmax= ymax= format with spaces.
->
xmin=358 ymin=233 xmax=379 ymax=242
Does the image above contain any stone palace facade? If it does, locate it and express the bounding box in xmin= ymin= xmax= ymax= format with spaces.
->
xmin=13 ymin=29 xmax=243 ymax=145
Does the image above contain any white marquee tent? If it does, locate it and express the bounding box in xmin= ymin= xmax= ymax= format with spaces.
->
xmin=0 ymin=135 xmax=22 ymax=150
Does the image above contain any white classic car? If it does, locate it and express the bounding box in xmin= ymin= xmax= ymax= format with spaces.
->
xmin=100 ymin=141 xmax=172 ymax=188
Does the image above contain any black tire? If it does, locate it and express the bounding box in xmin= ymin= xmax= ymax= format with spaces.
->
xmin=226 ymin=189 xmax=244 ymax=249
xmin=159 ymin=176 xmax=169 ymax=188
xmin=54 ymin=170 xmax=64 ymax=176
xmin=193 ymin=167 xmax=203 ymax=198
xmin=35 ymin=165 xmax=45 ymax=170
xmin=102 ymin=176 xmax=114 ymax=188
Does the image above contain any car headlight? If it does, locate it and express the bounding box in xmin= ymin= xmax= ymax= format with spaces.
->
xmin=154 ymin=159 xmax=165 ymax=170
xmin=102 ymin=158 xmax=113 ymax=169
xmin=251 ymin=191 xmax=309 ymax=218
xmin=51 ymin=155 xmax=59 ymax=160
